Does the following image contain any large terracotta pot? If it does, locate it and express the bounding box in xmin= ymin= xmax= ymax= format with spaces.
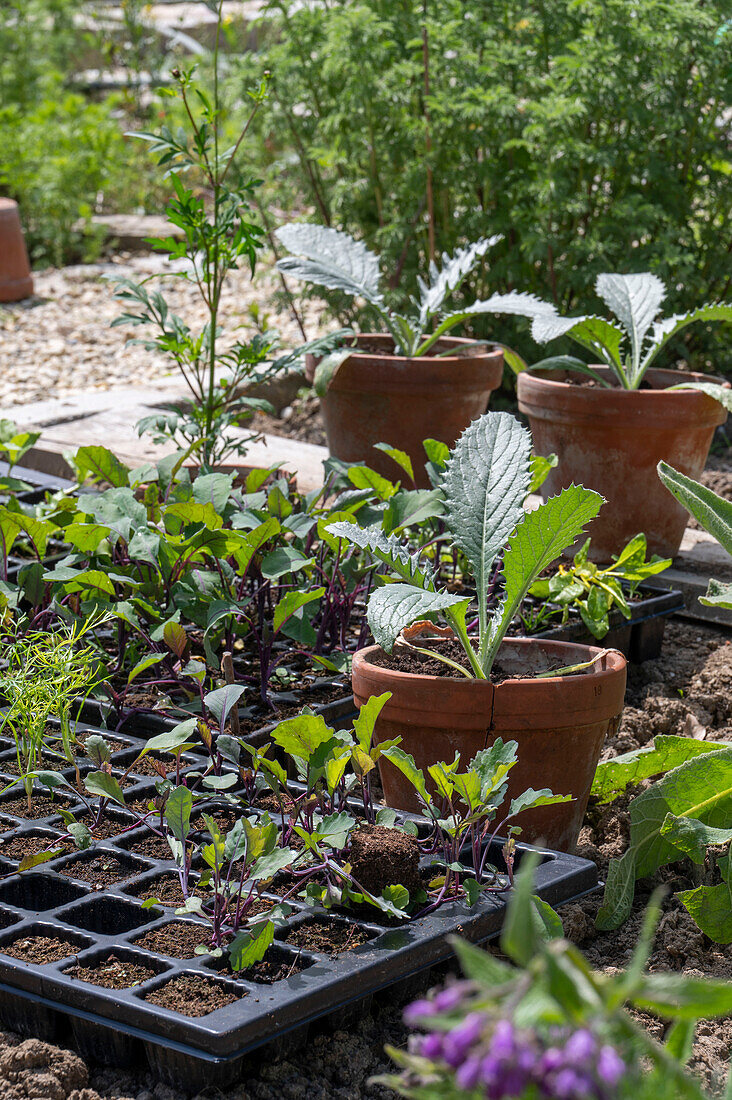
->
xmin=0 ymin=199 xmax=33 ymax=302
xmin=517 ymin=366 xmax=728 ymax=562
xmin=352 ymin=639 xmax=627 ymax=852
xmin=307 ymin=334 xmax=503 ymax=488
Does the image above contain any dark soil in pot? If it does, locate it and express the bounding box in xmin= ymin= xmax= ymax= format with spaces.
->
xmin=133 ymin=921 xmax=210 ymax=959
xmin=63 ymin=954 xmax=156 ymax=989
xmin=58 ymin=855 xmax=138 ymax=888
xmin=369 ymin=638 xmax=568 ymax=681
xmin=0 ymin=833 xmax=73 ymax=862
xmin=1 ymin=935 xmax=81 ymax=964
xmin=128 ymin=874 xmax=198 ymax=908
xmin=121 ymin=833 xmax=174 ymax=860
xmin=0 ymin=795 xmax=75 ymax=821
xmin=280 ymin=918 xmax=372 ymax=955
xmin=144 ymin=973 xmax=244 ymax=1016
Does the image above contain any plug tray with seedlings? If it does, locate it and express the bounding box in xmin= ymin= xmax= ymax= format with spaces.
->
xmin=0 ymin=718 xmax=597 ymax=1091
xmin=527 ymin=581 xmax=684 ymax=662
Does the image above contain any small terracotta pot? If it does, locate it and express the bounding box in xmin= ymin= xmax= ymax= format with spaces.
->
xmin=517 ymin=366 xmax=728 ymax=562
xmin=352 ymin=639 xmax=627 ymax=852
xmin=306 ymin=334 xmax=503 ymax=488
xmin=0 ymin=199 xmax=33 ymax=302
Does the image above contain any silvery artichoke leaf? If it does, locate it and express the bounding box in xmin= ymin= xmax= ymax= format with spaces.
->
xmin=417 ymin=235 xmax=502 ymax=327
xmin=367 ymin=584 xmax=471 ymax=653
xmin=595 ymin=273 xmax=666 ymax=381
xmin=442 ymin=412 xmax=531 ymax=620
xmin=643 ymin=304 xmax=732 ymax=375
xmin=326 ymin=521 xmax=434 ymax=589
xmin=531 ymin=314 xmax=626 ymax=373
xmin=275 ymin=224 xmax=384 ymax=306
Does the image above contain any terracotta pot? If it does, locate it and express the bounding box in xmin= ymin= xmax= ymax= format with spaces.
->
xmin=0 ymin=199 xmax=33 ymax=302
xmin=517 ymin=366 xmax=728 ymax=562
xmin=306 ymin=334 xmax=503 ymax=488
xmin=352 ymin=639 xmax=627 ymax=852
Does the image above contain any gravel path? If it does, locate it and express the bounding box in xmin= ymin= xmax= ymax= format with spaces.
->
xmin=0 ymin=254 xmax=323 ymax=409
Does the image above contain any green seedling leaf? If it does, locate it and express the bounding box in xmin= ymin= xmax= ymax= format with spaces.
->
xmin=19 ymin=849 xmax=65 ymax=871
xmin=228 ymin=920 xmax=275 ymax=971
xmin=165 ymin=787 xmax=192 ymax=846
xmin=204 ymin=684 xmax=246 ymax=728
xmin=141 ymin=718 xmax=199 ymax=756
xmin=83 ymin=735 xmax=111 ymax=766
xmin=273 ymin=588 xmax=325 ymax=634
xmin=373 ymin=443 xmax=415 ymax=482
xmin=448 ymin=935 xmax=513 ymax=984
xmin=127 ymin=653 xmax=166 ymax=686
xmin=84 ymin=771 xmax=126 ymax=806
xmin=163 ymin=621 xmax=188 ymax=659
xmin=531 ymin=896 xmax=564 ymax=941
xmin=68 ymin=822 xmax=93 ymax=850
xmin=508 ymin=788 xmax=573 ymax=818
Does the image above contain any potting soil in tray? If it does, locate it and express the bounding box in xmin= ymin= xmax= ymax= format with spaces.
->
xmin=0 ymin=715 xmax=598 ymax=1091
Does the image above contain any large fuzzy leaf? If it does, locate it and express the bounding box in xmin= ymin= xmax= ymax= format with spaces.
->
xmin=275 ymin=224 xmax=383 ymax=306
xmin=366 ymin=584 xmax=470 ymax=653
xmin=442 ymin=413 xmax=531 ymax=642
xmin=326 ymin=521 xmax=434 ymax=589
xmin=531 ymin=314 xmax=626 ymax=373
xmin=677 ymin=850 xmax=732 ymax=944
xmin=484 ymin=484 xmax=603 ymax=667
xmin=597 ymin=747 xmax=732 ymax=930
xmin=417 ymin=235 xmax=500 ymax=326
xmin=595 ymin=272 xmax=666 ymax=379
xmin=658 ymin=462 xmax=732 ymax=557
xmin=591 ymin=734 xmax=725 ymax=804
xmin=423 ymin=292 xmax=557 ymax=357
xmin=642 ymin=303 xmax=732 ymax=372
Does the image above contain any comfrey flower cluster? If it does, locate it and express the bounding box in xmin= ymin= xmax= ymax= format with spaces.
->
xmin=404 ymin=986 xmax=626 ymax=1099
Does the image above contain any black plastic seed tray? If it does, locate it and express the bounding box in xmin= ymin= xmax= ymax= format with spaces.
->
xmin=76 ymin=687 xmax=358 ymax=743
xmin=0 ymin=719 xmax=597 ymax=1090
xmin=532 ymin=581 xmax=684 ymax=662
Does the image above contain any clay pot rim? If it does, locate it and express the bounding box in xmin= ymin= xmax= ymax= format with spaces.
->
xmin=341 ymin=333 xmax=503 ymax=366
xmin=519 ymin=364 xmax=728 ymax=397
xmin=353 ymin=639 xmax=626 ymax=690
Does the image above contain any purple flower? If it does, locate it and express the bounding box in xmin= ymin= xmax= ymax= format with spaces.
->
xmin=539 ymin=1047 xmax=564 ymax=1074
xmin=456 ymin=1055 xmax=483 ymax=1089
xmin=597 ymin=1045 xmax=625 ymax=1087
xmin=564 ymin=1028 xmax=596 ymax=1064
xmin=403 ymin=998 xmax=437 ymax=1026
xmin=489 ymin=1019 xmax=517 ymax=1059
xmin=419 ymin=1032 xmax=444 ymax=1060
xmin=552 ymin=1067 xmax=592 ymax=1098
xmin=442 ymin=1012 xmax=486 ymax=1067
xmin=434 ymin=983 xmax=469 ymax=1012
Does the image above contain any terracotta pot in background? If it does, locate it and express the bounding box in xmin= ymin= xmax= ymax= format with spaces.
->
xmin=306 ymin=334 xmax=503 ymax=488
xmin=0 ymin=199 xmax=33 ymax=302
xmin=352 ymin=639 xmax=627 ymax=853
xmin=518 ymin=366 xmax=728 ymax=562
